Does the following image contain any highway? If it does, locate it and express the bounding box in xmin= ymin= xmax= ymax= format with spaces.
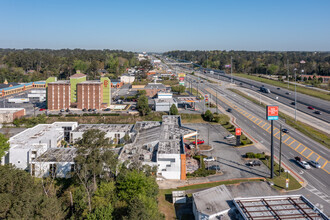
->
xmin=184 ymin=73 xmax=330 ymax=208
xmin=164 ymin=57 xmax=330 ymax=123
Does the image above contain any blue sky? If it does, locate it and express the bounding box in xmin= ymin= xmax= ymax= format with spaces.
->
xmin=1 ymin=0 xmax=329 ymax=52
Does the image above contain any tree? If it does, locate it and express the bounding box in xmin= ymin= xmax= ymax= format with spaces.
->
xmin=0 ymin=165 xmax=64 ymax=219
xmin=0 ymin=133 xmax=9 ymax=159
xmin=204 ymin=110 xmax=214 ymax=122
xmin=137 ymin=95 xmax=151 ymax=116
xmin=169 ymin=104 xmax=178 ymax=115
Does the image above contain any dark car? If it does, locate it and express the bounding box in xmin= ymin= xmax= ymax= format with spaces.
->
xmin=282 ymin=128 xmax=289 ymax=133
xmin=239 ymin=83 xmax=243 ymax=85
xmin=88 ymin=109 xmax=92 ymax=112
xmin=286 ymin=92 xmax=291 ymax=95
xmin=291 ymin=102 xmax=296 ymax=105
xmin=227 ymin=108 xmax=232 ymax=112
xmin=82 ymin=108 xmax=87 ymax=112
xmin=66 ymin=108 xmax=70 ymax=112
xmin=103 ymin=108 xmax=111 ymax=111
xmin=277 ymin=88 xmax=280 ymax=90
xmin=314 ymin=111 xmax=322 ymax=115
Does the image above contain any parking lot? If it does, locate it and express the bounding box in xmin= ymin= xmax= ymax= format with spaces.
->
xmin=183 ymin=123 xmax=270 ymax=181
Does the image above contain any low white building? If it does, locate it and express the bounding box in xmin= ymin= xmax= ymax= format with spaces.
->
xmin=31 ymin=148 xmax=76 ymax=178
xmin=71 ymin=124 xmax=134 ymax=144
xmin=154 ymin=98 xmax=178 ymax=112
xmin=1 ymin=122 xmax=78 ymax=171
xmin=120 ymin=74 xmax=135 ymax=84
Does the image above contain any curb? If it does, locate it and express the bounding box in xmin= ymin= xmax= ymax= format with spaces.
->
xmin=235 ymin=143 xmax=254 ymax=148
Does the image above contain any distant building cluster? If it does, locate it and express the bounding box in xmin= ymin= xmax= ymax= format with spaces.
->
xmin=0 ymin=79 xmax=45 ymax=97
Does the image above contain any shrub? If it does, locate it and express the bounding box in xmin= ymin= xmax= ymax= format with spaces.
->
xmin=245 ymin=152 xmax=255 ymax=158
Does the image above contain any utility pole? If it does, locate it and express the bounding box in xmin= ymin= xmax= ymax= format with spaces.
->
xmin=294 ymin=68 xmax=297 ymax=121
xmin=216 ymin=91 xmax=218 ymax=114
xmin=279 ymin=124 xmax=283 ymax=176
xmin=270 ymin=120 xmax=274 ymax=179
xmin=231 ymin=56 xmax=233 ymax=83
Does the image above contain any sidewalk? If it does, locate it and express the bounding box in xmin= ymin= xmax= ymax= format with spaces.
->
xmin=239 ymin=87 xmax=330 ymax=134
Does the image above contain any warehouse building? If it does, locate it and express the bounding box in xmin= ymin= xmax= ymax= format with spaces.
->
xmin=0 ymin=108 xmax=25 ymax=124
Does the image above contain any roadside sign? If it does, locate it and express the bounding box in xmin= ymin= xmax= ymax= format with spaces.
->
xmin=235 ymin=128 xmax=242 ymax=136
xmin=179 ymin=77 xmax=184 ymax=81
xmin=178 ymin=73 xmax=186 ymax=77
xmin=204 ymin=94 xmax=209 ymax=103
xmin=179 ymin=82 xmax=185 ymax=86
xmin=266 ymin=105 xmax=279 ymax=120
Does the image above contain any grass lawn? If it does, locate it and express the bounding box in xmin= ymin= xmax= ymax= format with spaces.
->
xmin=260 ymin=157 xmax=301 ymax=190
xmin=190 ymin=87 xmax=204 ymax=99
xmin=234 ymin=73 xmax=330 ymax=101
xmin=229 ymin=88 xmax=330 ymax=149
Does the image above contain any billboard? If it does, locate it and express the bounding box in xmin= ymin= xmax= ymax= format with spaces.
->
xmin=266 ymin=105 xmax=279 ymax=120
xmin=179 ymin=82 xmax=185 ymax=86
xmin=179 ymin=77 xmax=184 ymax=81
xmin=178 ymin=73 xmax=186 ymax=77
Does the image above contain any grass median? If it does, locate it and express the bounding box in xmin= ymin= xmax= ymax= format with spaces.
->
xmin=229 ymin=88 xmax=330 ymax=149
xmin=234 ymin=73 xmax=330 ymax=101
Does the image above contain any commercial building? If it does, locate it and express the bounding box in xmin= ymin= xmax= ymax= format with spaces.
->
xmin=154 ymin=98 xmax=178 ymax=112
xmin=110 ymin=79 xmax=124 ymax=88
xmin=0 ymin=108 xmax=25 ymax=124
xmin=120 ymin=74 xmax=135 ymax=84
xmin=192 ymin=182 xmax=329 ymax=220
xmin=46 ymin=73 xmax=111 ymax=110
xmin=71 ymin=124 xmax=134 ymax=144
xmin=1 ymin=122 xmax=78 ymax=173
xmin=119 ymin=115 xmax=197 ymax=180
xmin=144 ymin=83 xmax=167 ymax=97
xmin=0 ymin=81 xmax=45 ymax=97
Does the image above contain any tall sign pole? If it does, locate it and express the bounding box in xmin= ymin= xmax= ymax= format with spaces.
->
xmin=235 ymin=128 xmax=242 ymax=147
xmin=279 ymin=124 xmax=282 ymax=176
xmin=231 ymin=56 xmax=233 ymax=83
xmin=266 ymin=105 xmax=279 ymax=179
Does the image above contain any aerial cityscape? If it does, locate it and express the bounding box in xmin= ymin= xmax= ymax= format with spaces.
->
xmin=0 ymin=0 xmax=329 ymax=220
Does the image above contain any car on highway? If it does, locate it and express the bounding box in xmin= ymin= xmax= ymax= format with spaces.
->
xmin=291 ymin=102 xmax=296 ymax=105
xmin=225 ymin=134 xmax=235 ymax=139
xmin=39 ymin=108 xmax=46 ymax=111
xmin=282 ymin=128 xmax=289 ymax=133
xmin=277 ymin=88 xmax=280 ymax=90
xmin=309 ymin=160 xmax=321 ymax=168
xmin=295 ymin=157 xmax=311 ymax=169
xmin=307 ymin=106 xmax=315 ymax=110
xmin=314 ymin=111 xmax=322 ymax=115
xmin=203 ymin=157 xmax=215 ymax=162
xmin=227 ymin=108 xmax=232 ymax=112
xmin=192 ymin=139 xmax=204 ymax=145
xmin=286 ymin=92 xmax=291 ymax=95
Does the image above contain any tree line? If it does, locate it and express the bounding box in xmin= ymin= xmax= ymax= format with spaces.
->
xmin=0 ymin=49 xmax=141 ymax=83
xmin=0 ymin=129 xmax=163 ymax=220
xmin=164 ymin=50 xmax=330 ymax=76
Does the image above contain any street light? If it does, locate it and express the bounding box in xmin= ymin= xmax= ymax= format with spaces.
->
xmin=293 ymin=68 xmax=297 ymax=121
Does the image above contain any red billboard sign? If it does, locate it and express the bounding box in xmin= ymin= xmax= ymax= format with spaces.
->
xmin=204 ymin=94 xmax=209 ymax=103
xmin=179 ymin=77 xmax=184 ymax=81
xmin=266 ymin=105 xmax=279 ymax=120
xmin=235 ymin=128 xmax=241 ymax=136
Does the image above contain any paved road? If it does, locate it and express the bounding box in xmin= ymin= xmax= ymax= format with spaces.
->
xmin=185 ymin=74 xmax=330 ymax=210
xmin=163 ymin=57 xmax=330 ymax=123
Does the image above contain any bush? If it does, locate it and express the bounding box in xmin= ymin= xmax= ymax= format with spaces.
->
xmin=245 ymin=152 xmax=255 ymax=158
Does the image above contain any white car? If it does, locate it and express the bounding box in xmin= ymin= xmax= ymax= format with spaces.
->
xmin=299 ymin=161 xmax=311 ymax=169
xmin=225 ymin=134 xmax=235 ymax=139
xmin=309 ymin=160 xmax=321 ymax=168
xmin=204 ymin=157 xmax=215 ymax=162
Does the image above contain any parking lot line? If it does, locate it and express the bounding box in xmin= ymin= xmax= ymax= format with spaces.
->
xmin=257 ymin=120 xmax=262 ymax=125
xmin=295 ymin=144 xmax=301 ymax=150
xmin=262 ymin=123 xmax=268 ymax=128
xmin=321 ymin=161 xmax=328 ymax=169
xmin=316 ymin=156 xmax=321 ymax=162
xmin=283 ymin=136 xmax=290 ymax=143
xmin=274 ymin=131 xmax=280 ymax=136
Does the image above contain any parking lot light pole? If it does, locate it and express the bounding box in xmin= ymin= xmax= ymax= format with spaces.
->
xmin=294 ymin=68 xmax=297 ymax=121
xmin=279 ymin=124 xmax=282 ymax=176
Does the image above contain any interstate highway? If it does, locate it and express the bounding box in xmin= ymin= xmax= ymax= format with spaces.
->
xmin=185 ymin=74 xmax=330 ymax=203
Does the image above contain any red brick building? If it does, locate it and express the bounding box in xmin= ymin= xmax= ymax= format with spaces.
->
xmin=0 ymin=108 xmax=25 ymax=123
xmin=76 ymin=81 xmax=104 ymax=109
xmin=47 ymin=81 xmax=71 ymax=110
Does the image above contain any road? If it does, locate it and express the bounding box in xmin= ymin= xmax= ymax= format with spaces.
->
xmin=185 ymin=73 xmax=330 ymax=209
xmin=163 ymin=56 xmax=330 ymax=123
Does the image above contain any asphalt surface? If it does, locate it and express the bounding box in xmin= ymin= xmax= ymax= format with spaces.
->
xmin=185 ymin=74 xmax=330 ymax=212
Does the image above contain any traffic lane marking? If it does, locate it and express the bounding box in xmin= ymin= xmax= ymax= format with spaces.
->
xmin=283 ymin=136 xmax=291 ymax=143
xmin=301 ymin=148 xmax=312 ymax=158
xmin=288 ymin=140 xmax=296 ymax=147
xmin=205 ymin=87 xmax=330 ymax=174
xmin=306 ymin=151 xmax=314 ymax=159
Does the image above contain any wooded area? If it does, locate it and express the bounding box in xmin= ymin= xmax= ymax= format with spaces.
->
xmin=0 ymin=49 xmax=139 ymax=83
xmin=164 ymin=50 xmax=330 ymax=76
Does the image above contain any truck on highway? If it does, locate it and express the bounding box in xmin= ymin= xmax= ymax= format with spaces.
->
xmin=295 ymin=156 xmax=311 ymax=169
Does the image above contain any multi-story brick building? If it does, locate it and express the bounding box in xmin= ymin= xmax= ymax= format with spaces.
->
xmin=47 ymin=81 xmax=71 ymax=110
xmin=76 ymin=81 xmax=103 ymax=109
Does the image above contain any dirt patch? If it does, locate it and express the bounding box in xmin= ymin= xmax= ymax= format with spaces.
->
xmin=199 ymin=145 xmax=212 ymax=151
